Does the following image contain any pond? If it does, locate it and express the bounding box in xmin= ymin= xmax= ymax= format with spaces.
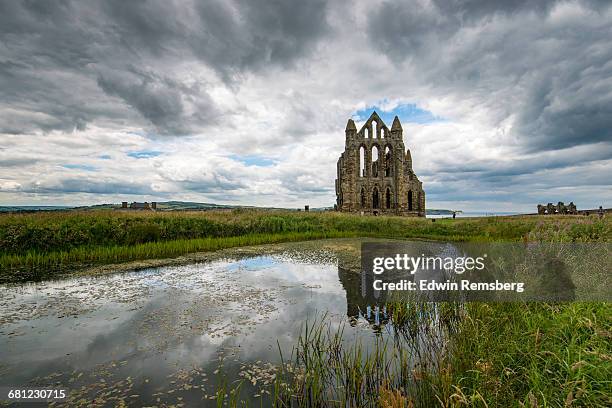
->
xmin=0 ymin=239 xmax=455 ymax=407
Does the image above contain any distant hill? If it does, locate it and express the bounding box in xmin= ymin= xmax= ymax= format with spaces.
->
xmin=155 ymin=201 xmax=240 ymax=210
xmin=0 ymin=205 xmax=74 ymax=212
xmin=155 ymin=201 xmax=337 ymax=211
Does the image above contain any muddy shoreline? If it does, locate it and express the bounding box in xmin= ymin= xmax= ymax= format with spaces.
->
xmin=40 ymin=237 xmax=418 ymax=282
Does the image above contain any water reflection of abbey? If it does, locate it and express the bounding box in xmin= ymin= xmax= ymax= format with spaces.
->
xmin=338 ymin=246 xmax=579 ymax=311
xmin=337 ymin=265 xmax=395 ymax=328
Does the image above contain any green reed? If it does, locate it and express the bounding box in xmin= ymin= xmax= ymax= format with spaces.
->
xmin=1 ymin=210 xmax=609 ymax=281
xmin=0 ymin=231 xmax=360 ymax=282
xmin=266 ymin=303 xmax=461 ymax=407
xmin=211 ymin=300 xmax=611 ymax=407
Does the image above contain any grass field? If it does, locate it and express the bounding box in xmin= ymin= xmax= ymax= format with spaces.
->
xmin=1 ymin=209 xmax=610 ymax=406
xmin=1 ymin=209 xmax=609 ymax=282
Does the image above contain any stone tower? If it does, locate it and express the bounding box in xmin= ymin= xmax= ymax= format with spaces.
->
xmin=335 ymin=112 xmax=425 ymax=216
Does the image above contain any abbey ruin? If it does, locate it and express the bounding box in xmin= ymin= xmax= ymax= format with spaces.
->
xmin=335 ymin=112 xmax=425 ymax=216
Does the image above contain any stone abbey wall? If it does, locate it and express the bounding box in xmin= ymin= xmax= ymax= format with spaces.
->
xmin=335 ymin=112 xmax=425 ymax=216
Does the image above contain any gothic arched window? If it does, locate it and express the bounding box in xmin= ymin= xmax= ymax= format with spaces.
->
xmin=359 ymin=146 xmax=365 ymax=177
xmin=384 ymin=146 xmax=392 ymax=177
xmin=373 ymin=188 xmax=380 ymax=209
xmin=371 ymin=145 xmax=380 ymax=178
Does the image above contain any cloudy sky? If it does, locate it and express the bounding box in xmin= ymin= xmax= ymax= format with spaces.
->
xmin=1 ymin=0 xmax=611 ymax=212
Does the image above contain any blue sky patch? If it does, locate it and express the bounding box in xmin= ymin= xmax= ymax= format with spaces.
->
xmin=127 ymin=150 xmax=163 ymax=159
xmin=99 ymin=154 xmax=111 ymax=160
xmin=230 ymin=154 xmax=276 ymax=167
xmin=62 ymin=164 xmax=97 ymax=171
xmin=355 ymin=103 xmax=444 ymax=125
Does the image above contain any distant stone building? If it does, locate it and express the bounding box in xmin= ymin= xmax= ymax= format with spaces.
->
xmin=335 ymin=112 xmax=425 ymax=216
xmin=121 ymin=201 xmax=157 ymax=210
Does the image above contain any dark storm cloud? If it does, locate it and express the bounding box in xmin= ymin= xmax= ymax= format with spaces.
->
xmin=101 ymin=0 xmax=331 ymax=79
xmin=426 ymin=143 xmax=612 ymax=181
xmin=0 ymin=157 xmax=37 ymax=167
xmin=513 ymin=65 xmax=612 ymax=151
xmin=368 ymin=0 xmax=587 ymax=59
xmin=96 ymin=68 xmax=220 ymax=135
xmin=430 ymin=0 xmax=560 ymax=20
xmin=0 ymin=0 xmax=331 ymax=134
xmin=190 ymin=0 xmax=330 ymax=78
xmin=417 ymin=145 xmax=611 ymax=207
xmin=368 ymin=0 xmax=612 ymax=151
xmin=180 ymin=177 xmax=248 ymax=193
xmin=21 ymin=178 xmax=157 ymax=195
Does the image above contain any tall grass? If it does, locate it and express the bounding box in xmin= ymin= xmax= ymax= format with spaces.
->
xmin=0 ymin=231 xmax=359 ymax=282
xmin=441 ymin=302 xmax=612 ymax=407
xmin=2 ymin=210 xmax=608 ymax=254
xmin=218 ymin=304 xmax=463 ymax=407
xmin=212 ymin=301 xmax=610 ymax=407
xmin=1 ymin=209 xmax=609 ymax=281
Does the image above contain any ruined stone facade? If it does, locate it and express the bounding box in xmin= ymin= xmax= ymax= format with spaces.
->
xmin=335 ymin=112 xmax=425 ymax=216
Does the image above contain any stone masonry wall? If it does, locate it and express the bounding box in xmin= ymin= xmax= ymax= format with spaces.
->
xmin=335 ymin=112 xmax=425 ymax=217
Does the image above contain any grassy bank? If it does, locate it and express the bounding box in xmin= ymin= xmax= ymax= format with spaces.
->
xmin=214 ymin=301 xmax=611 ymax=407
xmin=1 ymin=209 xmax=609 ymax=282
xmin=0 ymin=231 xmax=360 ymax=282
xmin=441 ymin=302 xmax=612 ymax=407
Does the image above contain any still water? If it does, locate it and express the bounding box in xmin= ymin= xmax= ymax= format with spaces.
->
xmin=0 ymin=240 xmax=451 ymax=406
